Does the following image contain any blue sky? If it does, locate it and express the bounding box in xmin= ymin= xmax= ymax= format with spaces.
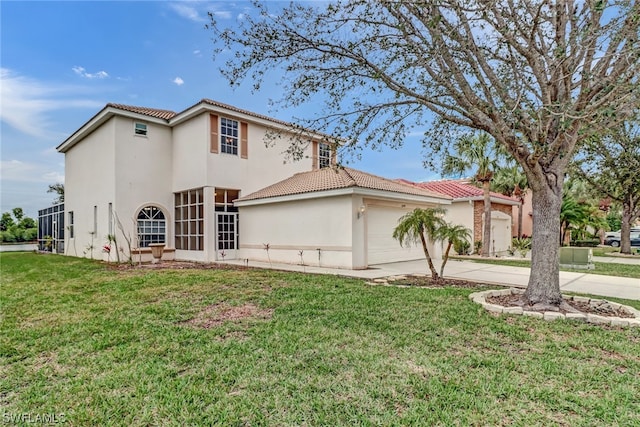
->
xmin=1 ymin=1 xmax=437 ymax=218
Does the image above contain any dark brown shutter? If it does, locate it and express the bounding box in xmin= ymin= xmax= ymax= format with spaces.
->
xmin=240 ymin=122 xmax=248 ymax=159
xmin=312 ymin=141 xmax=318 ymax=169
xmin=210 ymin=114 xmax=219 ymax=153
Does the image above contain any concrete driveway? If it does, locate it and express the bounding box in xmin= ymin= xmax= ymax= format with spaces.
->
xmin=229 ymin=257 xmax=640 ymax=301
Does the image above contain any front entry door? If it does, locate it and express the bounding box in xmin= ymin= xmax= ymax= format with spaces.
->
xmin=216 ymin=213 xmax=238 ymax=260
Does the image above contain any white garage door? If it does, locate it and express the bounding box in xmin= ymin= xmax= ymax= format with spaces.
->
xmin=367 ymin=206 xmax=428 ymax=265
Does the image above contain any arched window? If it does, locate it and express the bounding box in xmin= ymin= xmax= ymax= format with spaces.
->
xmin=137 ymin=206 xmax=166 ymax=247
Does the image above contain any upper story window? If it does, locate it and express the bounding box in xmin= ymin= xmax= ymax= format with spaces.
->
xmin=215 ymin=188 xmax=239 ymax=212
xmin=220 ymin=117 xmax=239 ymax=155
xmin=134 ymin=122 xmax=148 ymax=136
xmin=318 ymin=142 xmax=332 ymax=169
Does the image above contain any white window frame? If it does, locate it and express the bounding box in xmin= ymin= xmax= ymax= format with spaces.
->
xmin=220 ymin=117 xmax=239 ymax=155
xmin=174 ymin=189 xmax=204 ymax=251
xmin=136 ymin=206 xmax=166 ymax=248
xmin=319 ymin=142 xmax=331 ymax=169
xmin=134 ymin=122 xmax=148 ymax=137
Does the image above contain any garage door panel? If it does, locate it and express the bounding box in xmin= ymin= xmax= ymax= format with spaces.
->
xmin=367 ymin=206 xmax=427 ymax=264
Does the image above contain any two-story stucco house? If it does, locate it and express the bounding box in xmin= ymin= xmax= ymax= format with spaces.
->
xmin=57 ymin=99 xmax=452 ymax=269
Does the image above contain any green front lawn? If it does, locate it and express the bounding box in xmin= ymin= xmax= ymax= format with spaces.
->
xmin=2 ymin=253 xmax=639 ymax=426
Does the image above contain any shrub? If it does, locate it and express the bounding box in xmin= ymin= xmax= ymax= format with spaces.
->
xmin=0 ymin=230 xmax=17 ymax=243
xmin=511 ymin=237 xmax=532 ymax=257
xmin=573 ymin=239 xmax=599 ymax=247
xmin=453 ymin=239 xmax=471 ymax=255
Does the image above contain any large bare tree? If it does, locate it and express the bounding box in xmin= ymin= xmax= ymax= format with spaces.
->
xmin=209 ymin=1 xmax=640 ymax=309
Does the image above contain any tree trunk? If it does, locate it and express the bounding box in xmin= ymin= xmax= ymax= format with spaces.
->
xmin=482 ymin=180 xmax=491 ymax=257
xmin=523 ymin=182 xmax=564 ymax=308
xmin=440 ymin=241 xmax=453 ymax=278
xmin=419 ymin=230 xmax=439 ymax=279
xmin=620 ymin=202 xmax=633 ymax=254
xmin=517 ymin=197 xmax=524 ymax=238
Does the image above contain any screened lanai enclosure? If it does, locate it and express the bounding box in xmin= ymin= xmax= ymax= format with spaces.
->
xmin=38 ymin=203 xmax=64 ymax=253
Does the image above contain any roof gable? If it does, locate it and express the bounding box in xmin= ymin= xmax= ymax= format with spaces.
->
xmin=237 ymin=167 xmax=451 ymax=202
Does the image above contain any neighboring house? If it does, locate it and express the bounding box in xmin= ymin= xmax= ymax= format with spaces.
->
xmin=513 ymin=191 xmax=533 ymax=238
xmin=235 ymin=167 xmax=451 ymax=269
xmin=55 ymin=99 xmax=451 ymax=268
xmin=399 ymin=179 xmax=520 ymax=256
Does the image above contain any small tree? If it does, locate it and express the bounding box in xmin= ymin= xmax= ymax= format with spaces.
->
xmin=436 ymin=223 xmax=471 ymax=278
xmin=1 ymin=212 xmax=15 ymax=231
xmin=47 ymin=183 xmax=65 ymax=204
xmin=393 ymin=207 xmax=446 ymax=279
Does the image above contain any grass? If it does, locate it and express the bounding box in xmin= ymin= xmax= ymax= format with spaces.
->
xmin=591 ymin=246 xmax=620 ymax=257
xmin=452 ymin=256 xmax=640 ymax=279
xmin=2 ymin=252 xmax=640 ymax=426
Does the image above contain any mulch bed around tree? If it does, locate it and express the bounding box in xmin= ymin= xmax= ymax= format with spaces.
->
xmin=486 ymin=293 xmax=636 ymax=318
xmin=389 ymin=275 xmax=635 ymax=318
xmin=391 ymin=275 xmax=492 ymax=289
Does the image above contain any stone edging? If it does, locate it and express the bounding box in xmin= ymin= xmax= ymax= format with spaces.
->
xmin=469 ymin=288 xmax=640 ymax=328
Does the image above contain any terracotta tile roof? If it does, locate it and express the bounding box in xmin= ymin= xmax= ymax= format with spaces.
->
xmin=197 ymin=99 xmax=293 ymax=127
xmin=398 ymin=179 xmax=517 ymax=203
xmin=107 ymin=103 xmax=177 ymax=120
xmin=108 ymin=99 xmax=325 ymax=134
xmin=237 ymin=167 xmax=451 ymax=202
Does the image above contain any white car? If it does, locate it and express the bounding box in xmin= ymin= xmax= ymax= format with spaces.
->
xmin=604 ymin=227 xmax=640 ymax=239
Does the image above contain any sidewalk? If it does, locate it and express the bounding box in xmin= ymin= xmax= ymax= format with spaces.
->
xmin=594 ymin=255 xmax=640 ymax=265
xmin=227 ymin=258 xmax=640 ymax=301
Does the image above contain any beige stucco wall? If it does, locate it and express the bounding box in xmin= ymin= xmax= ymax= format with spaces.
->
xmin=171 ymin=111 xmax=315 ymax=197
xmin=172 ymin=114 xmax=208 ymax=192
xmin=443 ymin=201 xmax=475 ymax=236
xmin=114 ymin=117 xmax=174 ymax=253
xmin=64 ymin=116 xmax=174 ymax=261
xmin=238 ymin=195 xmax=450 ymax=270
xmin=64 ymin=118 xmax=116 ymax=259
xmin=238 ymin=195 xmax=355 ymax=269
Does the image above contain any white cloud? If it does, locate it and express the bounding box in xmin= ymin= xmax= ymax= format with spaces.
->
xmin=193 ymin=49 xmax=201 ymax=56
xmin=72 ymin=66 xmax=109 ymax=79
xmin=0 ymin=159 xmax=64 ymax=184
xmin=169 ymin=2 xmax=231 ymax=22
xmin=0 ymin=68 xmax=104 ymax=139
xmin=169 ymin=3 xmax=205 ymax=22
xmin=173 ymin=77 xmax=185 ymax=86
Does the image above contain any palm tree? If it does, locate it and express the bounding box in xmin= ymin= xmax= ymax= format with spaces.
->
xmin=443 ymin=132 xmax=503 ymax=257
xmin=436 ymin=223 xmax=471 ymax=278
xmin=560 ymin=194 xmax=591 ymax=245
xmin=492 ymin=164 xmax=529 ymax=238
xmin=393 ymin=207 xmax=446 ymax=279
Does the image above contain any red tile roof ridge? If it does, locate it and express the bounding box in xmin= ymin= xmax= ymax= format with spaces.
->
xmin=400 ymin=178 xmax=516 ymax=203
xmin=237 ymin=166 xmax=451 ymax=202
xmin=106 ymin=103 xmax=177 ymax=120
